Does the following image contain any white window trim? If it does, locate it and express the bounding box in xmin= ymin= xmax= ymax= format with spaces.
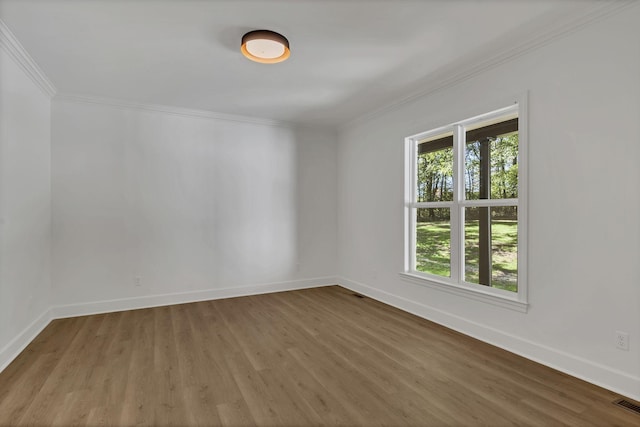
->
xmin=401 ymin=94 xmax=528 ymax=312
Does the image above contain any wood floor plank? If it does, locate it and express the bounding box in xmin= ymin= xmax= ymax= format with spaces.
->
xmin=216 ymin=398 xmax=256 ymax=427
xmin=0 ymin=285 xmax=638 ymax=426
xmin=118 ymin=308 xmax=156 ymax=426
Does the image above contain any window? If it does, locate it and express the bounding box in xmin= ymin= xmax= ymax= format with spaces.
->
xmin=403 ymin=101 xmax=527 ymax=309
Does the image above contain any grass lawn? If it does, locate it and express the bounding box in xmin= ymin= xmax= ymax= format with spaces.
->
xmin=416 ymin=219 xmax=517 ymax=292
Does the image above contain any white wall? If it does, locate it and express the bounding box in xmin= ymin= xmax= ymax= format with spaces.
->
xmin=337 ymin=7 xmax=640 ymax=399
xmin=51 ymin=100 xmax=337 ymax=308
xmin=0 ymin=47 xmax=52 ymax=364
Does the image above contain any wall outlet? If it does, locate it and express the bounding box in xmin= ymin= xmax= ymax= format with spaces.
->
xmin=134 ymin=276 xmax=142 ymax=287
xmin=616 ymin=331 xmax=629 ymax=351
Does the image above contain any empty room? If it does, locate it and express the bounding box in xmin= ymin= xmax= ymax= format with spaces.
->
xmin=1 ymin=0 xmax=639 ymax=425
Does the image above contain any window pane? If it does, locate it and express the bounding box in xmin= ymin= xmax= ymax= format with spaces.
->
xmin=417 ymin=132 xmax=454 ymax=202
xmin=464 ymin=118 xmax=518 ymax=200
xmin=464 ymin=206 xmax=517 ymax=292
xmin=416 ymin=208 xmax=450 ymax=277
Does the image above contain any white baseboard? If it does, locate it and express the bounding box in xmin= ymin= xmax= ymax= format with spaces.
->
xmin=337 ymin=276 xmax=640 ymax=402
xmin=52 ymin=276 xmax=338 ymax=319
xmin=0 ymin=308 xmax=53 ymax=374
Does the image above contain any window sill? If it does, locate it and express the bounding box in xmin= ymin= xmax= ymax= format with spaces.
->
xmin=398 ymin=272 xmax=528 ymax=313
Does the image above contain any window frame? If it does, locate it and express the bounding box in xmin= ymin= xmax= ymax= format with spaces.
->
xmin=402 ymin=97 xmax=528 ymax=312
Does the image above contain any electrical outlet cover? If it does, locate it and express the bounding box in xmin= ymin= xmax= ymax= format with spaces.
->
xmin=616 ymin=331 xmax=629 ymax=351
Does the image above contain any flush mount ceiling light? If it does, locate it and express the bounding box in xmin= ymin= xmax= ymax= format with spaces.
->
xmin=241 ymin=30 xmax=290 ymax=64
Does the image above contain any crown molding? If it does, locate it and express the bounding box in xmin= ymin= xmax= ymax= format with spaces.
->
xmin=0 ymin=19 xmax=56 ymax=98
xmin=54 ymin=93 xmax=292 ymax=128
xmin=341 ymin=0 xmax=636 ymax=131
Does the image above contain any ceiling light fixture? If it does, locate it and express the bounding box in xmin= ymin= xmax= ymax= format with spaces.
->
xmin=241 ymin=30 xmax=290 ymax=64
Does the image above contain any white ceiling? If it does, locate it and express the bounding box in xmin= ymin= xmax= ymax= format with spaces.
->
xmin=0 ymin=0 xmax=614 ymax=126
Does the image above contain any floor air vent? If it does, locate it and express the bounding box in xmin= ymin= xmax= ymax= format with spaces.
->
xmin=352 ymin=293 xmax=365 ymax=299
xmin=613 ymin=398 xmax=640 ymax=415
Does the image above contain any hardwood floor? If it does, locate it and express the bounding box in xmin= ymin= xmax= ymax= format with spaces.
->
xmin=0 ymin=286 xmax=637 ymax=426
